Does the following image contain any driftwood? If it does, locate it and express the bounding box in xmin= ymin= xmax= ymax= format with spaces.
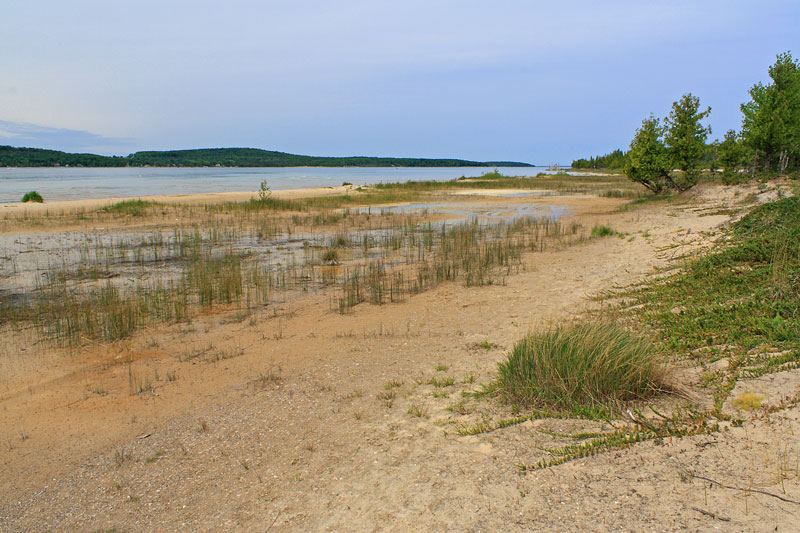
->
xmin=690 ymin=506 xmax=731 ymax=522
xmin=692 ymin=473 xmax=800 ymax=505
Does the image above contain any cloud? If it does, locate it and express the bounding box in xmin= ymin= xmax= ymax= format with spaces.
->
xmin=0 ymin=120 xmax=134 ymax=155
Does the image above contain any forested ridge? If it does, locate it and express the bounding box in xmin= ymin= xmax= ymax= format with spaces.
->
xmin=0 ymin=146 xmax=532 ymax=168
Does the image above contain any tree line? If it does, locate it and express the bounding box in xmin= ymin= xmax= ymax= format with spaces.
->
xmin=572 ymin=51 xmax=799 ymax=192
xmin=0 ymin=146 xmax=533 ymax=168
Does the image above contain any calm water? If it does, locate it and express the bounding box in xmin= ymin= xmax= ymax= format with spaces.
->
xmin=0 ymin=166 xmax=556 ymax=203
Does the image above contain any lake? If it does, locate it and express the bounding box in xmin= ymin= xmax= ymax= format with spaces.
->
xmin=0 ymin=166 xmax=558 ymax=203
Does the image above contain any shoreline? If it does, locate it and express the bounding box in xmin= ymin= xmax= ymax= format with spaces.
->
xmin=0 ymin=184 xmax=358 ymax=214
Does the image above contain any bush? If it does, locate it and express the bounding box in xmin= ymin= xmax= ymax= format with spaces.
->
xmin=21 ymin=191 xmax=44 ymax=203
xmin=496 ymin=324 xmax=667 ymax=411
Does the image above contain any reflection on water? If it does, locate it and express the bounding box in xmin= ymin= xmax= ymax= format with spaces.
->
xmin=363 ymin=201 xmax=569 ymax=225
xmin=0 ymin=166 xmax=564 ymax=203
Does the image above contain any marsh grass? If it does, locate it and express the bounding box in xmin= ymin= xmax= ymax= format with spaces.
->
xmin=2 ymin=176 xmax=596 ymax=345
xmin=495 ymin=324 xmax=668 ymax=412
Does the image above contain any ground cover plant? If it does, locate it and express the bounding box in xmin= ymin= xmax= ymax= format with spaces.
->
xmin=627 ymin=195 xmax=800 ymax=412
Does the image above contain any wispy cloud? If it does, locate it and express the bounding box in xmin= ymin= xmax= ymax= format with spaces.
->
xmin=0 ymin=121 xmax=134 ymax=155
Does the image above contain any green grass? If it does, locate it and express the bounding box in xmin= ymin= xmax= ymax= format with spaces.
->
xmin=590 ymin=225 xmax=615 ymax=237
xmin=495 ymin=324 xmax=668 ymax=412
xmin=21 ymin=191 xmax=44 ymax=203
xmin=102 ymin=199 xmax=157 ymax=216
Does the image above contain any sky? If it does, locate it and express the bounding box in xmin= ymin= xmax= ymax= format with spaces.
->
xmin=1 ymin=1 xmax=798 ymax=164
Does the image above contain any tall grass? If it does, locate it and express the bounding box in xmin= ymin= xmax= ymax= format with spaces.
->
xmin=496 ymin=324 xmax=668 ymax=412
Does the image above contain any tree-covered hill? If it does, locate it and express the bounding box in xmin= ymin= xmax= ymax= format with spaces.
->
xmin=0 ymin=146 xmax=533 ymax=168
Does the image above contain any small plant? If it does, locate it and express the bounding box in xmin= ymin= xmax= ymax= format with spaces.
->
xmin=198 ymin=419 xmax=209 ymax=433
xmin=322 ymin=248 xmax=339 ymax=263
xmin=257 ymin=180 xmax=272 ymax=202
xmin=446 ymin=400 xmax=472 ymax=415
xmin=732 ymin=392 xmax=764 ymax=411
xmin=428 ymin=376 xmax=455 ymax=388
xmin=434 ymin=363 xmax=449 ymax=372
xmin=21 ymin=191 xmax=44 ymax=203
xmin=408 ymin=404 xmax=428 ymax=418
xmin=113 ymin=448 xmax=129 ymax=467
xmin=146 ymin=450 xmax=165 ymax=463
xmin=591 ymin=225 xmax=615 ymax=238
xmin=479 ymin=340 xmax=492 ymax=350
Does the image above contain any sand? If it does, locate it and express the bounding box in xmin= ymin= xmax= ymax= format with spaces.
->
xmin=0 ymin=185 xmax=357 ymax=215
xmin=2 ymin=182 xmax=799 ymax=531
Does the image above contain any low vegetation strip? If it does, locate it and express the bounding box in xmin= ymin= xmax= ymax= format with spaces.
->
xmin=631 ymin=196 xmax=800 ymax=355
xmin=623 ymin=195 xmax=800 ymax=413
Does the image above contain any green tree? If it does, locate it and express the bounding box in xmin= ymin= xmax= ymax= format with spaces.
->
xmin=717 ymin=130 xmax=748 ymax=184
xmin=624 ymin=116 xmax=678 ymax=193
xmin=663 ymin=93 xmax=711 ymax=188
xmin=741 ymin=51 xmax=800 ymax=173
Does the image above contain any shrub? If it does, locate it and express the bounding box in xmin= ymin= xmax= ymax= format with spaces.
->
xmin=496 ymin=324 xmax=668 ymax=411
xmin=21 ymin=191 xmax=43 ymax=203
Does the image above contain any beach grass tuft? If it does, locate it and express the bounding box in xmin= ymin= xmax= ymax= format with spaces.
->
xmin=495 ymin=323 xmax=668 ymax=412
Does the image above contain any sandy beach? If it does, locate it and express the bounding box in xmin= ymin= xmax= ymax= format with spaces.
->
xmin=0 ymin=184 xmax=357 ymax=215
xmin=2 ymin=179 xmax=799 ymax=531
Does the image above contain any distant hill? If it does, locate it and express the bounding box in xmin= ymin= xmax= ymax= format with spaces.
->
xmin=0 ymin=146 xmax=533 ymax=168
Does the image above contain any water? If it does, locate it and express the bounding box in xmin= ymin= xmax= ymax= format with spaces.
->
xmin=0 ymin=166 xmax=561 ymax=203
xmin=362 ymin=201 xmax=569 ymax=225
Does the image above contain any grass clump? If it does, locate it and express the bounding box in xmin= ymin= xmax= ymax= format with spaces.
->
xmin=590 ymin=225 xmax=615 ymax=238
xmin=102 ymin=199 xmax=156 ymax=216
xmin=495 ymin=324 xmax=667 ymax=412
xmin=731 ymin=392 xmax=763 ymax=411
xmin=21 ymin=191 xmax=44 ymax=203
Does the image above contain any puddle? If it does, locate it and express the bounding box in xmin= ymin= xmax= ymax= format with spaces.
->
xmin=359 ymin=202 xmax=569 ymax=225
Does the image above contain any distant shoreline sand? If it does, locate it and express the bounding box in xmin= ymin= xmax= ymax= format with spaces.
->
xmin=0 ymin=185 xmax=357 ymax=214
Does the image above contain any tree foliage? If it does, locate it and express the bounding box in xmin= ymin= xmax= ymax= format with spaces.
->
xmin=664 ymin=93 xmax=711 ymax=187
xmin=741 ymin=51 xmax=800 ymax=173
xmin=571 ymin=149 xmax=626 ymax=169
xmin=624 ymin=116 xmax=676 ymax=193
xmin=0 ymin=145 xmax=533 ymax=168
xmin=717 ymin=130 xmax=749 ymax=184
xmin=625 ymin=93 xmax=711 ymax=193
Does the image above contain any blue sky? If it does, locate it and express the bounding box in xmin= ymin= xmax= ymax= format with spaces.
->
xmin=1 ymin=1 xmax=797 ymax=164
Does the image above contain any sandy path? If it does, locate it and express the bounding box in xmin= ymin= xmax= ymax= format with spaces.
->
xmin=3 ymin=183 xmax=799 ymax=531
